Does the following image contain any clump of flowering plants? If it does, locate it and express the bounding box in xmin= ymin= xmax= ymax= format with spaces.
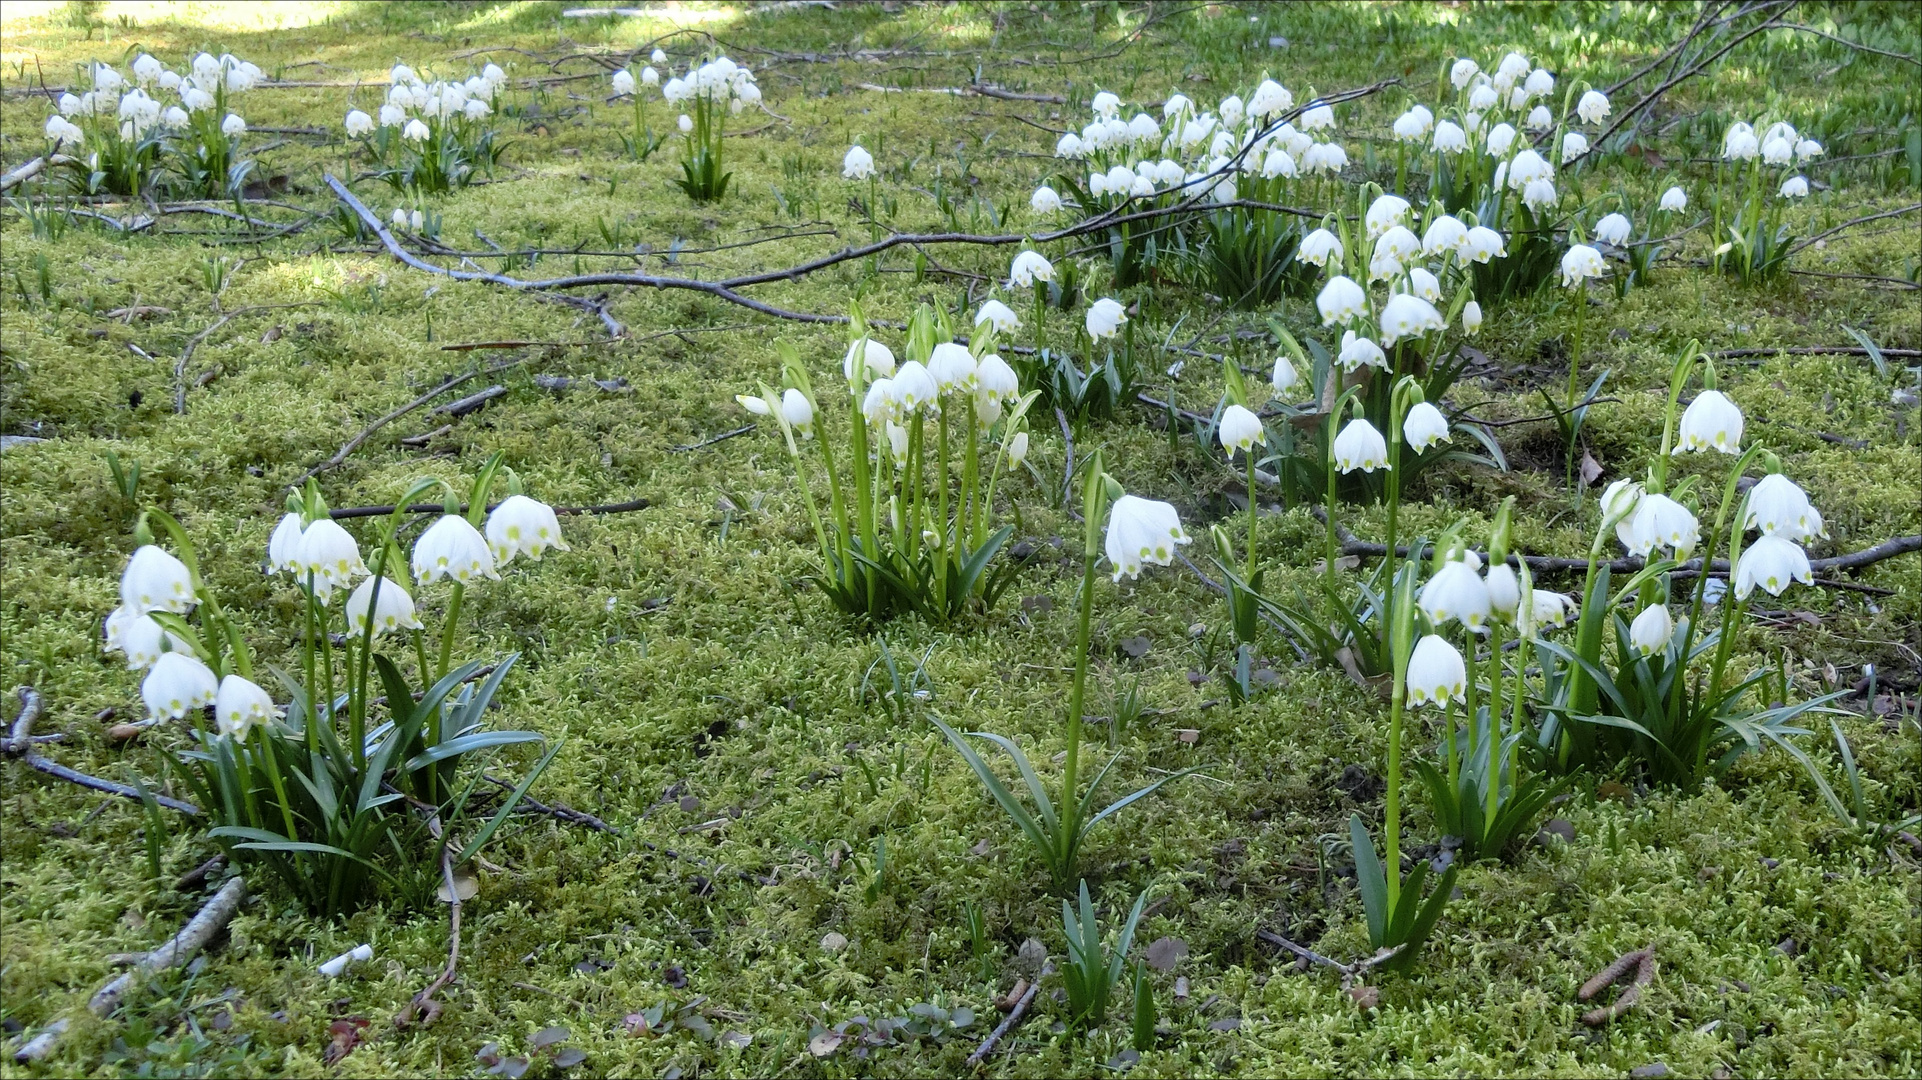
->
xmin=106 ymin=455 xmax=563 ymax=914
xmin=932 ymin=451 xmax=1209 ymax=891
xmin=43 ymin=51 xmax=263 ymax=198
xmin=660 ymin=53 xmax=761 ymax=202
xmin=736 ymin=301 xmax=1036 ymax=624
xmin=350 ymin=61 xmax=508 ymax=195
xmin=1527 ymin=343 xmax=1851 ymax=797
xmin=1713 ymin=117 xmax=1822 ymax=282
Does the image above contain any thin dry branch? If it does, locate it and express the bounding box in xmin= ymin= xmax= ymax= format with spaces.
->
xmin=327 ymin=497 xmax=649 ymax=521
xmin=88 ymin=876 xmax=247 ymax=1016
xmin=5 ymin=688 xmax=201 ymax=815
xmin=965 ymin=963 xmax=1048 ymax=1066
xmin=1783 ymin=202 xmax=1922 ymax=256
xmin=287 ymin=361 xmax=522 ymax=488
xmin=397 ymin=843 xmax=462 ymax=1029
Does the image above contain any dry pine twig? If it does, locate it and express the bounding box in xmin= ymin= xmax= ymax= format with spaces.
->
xmin=88 ymin=876 xmax=249 ymax=1017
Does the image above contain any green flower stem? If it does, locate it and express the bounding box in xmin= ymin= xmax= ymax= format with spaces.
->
xmin=438 ymin=581 xmax=465 ymax=683
xmin=413 ymin=628 xmax=432 ymax=687
xmin=255 ymin=726 xmax=300 ymax=841
xmin=1032 ymin=287 xmax=1047 ymax=359
xmin=935 ymin=405 xmax=952 ymax=610
xmin=1060 ymin=475 xmax=1109 ymax=876
xmin=303 ymin=574 xmax=319 ymax=753
xmin=1384 ymin=651 xmax=1409 ymax=910
xmin=1244 ymin=451 xmax=1259 ymax=583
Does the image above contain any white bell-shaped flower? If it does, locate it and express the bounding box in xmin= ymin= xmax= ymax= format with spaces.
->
xmin=1593 ymin=213 xmax=1632 ymax=246
xmin=1127 ymin=113 xmax=1161 ymax=143
xmin=1431 ymin=120 xmax=1467 ymax=155
xmin=927 ymin=343 xmax=978 ymax=395
xmin=1086 ymin=297 xmax=1127 ymax=340
xmin=1723 ymin=124 xmax=1759 ymax=161
xmin=1007 ymin=431 xmax=1029 ymax=467
xmin=121 ymin=545 xmax=195 ymax=616
xmin=1795 ymin=138 xmax=1823 ymax=162
xmin=267 ymin=513 xmax=306 ymax=576
xmin=1009 ymin=250 xmax=1054 ymax=288
xmin=780 ymin=388 xmax=814 ymax=434
xmin=736 ymin=393 xmax=772 ymax=416
xmin=1524 ymin=68 xmax=1555 ymax=98
xmin=1779 ymin=175 xmax=1808 ymax=199
xmin=1403 ymin=402 xmax=1451 ymax=451
xmin=1406 ymin=267 xmax=1442 ymax=302
xmin=1316 ymin=276 xmax=1367 ymax=325
xmin=1450 ymin=58 xmax=1480 ymax=89
xmin=1299 ymin=228 xmax=1343 ymax=267
xmin=1407 ymin=635 xmax=1467 ymax=707
xmin=842 ymin=144 xmax=874 ymax=180
xmin=891 ymin=361 xmax=938 ymax=413
xmin=1523 ymin=177 xmax=1559 ymax=212
xmin=1561 ymin=244 xmax=1605 ymax=287
xmin=1577 ymin=89 xmax=1611 ymax=124
xmin=345 ymin=109 xmax=374 ymax=136
xmin=1485 ymin=122 xmax=1516 ymax=157
xmin=1744 ymin=473 xmax=1826 ymax=541
xmin=844 ymin=337 xmax=897 ymax=383
xmin=1337 ymin=330 xmax=1386 ymax=372
xmin=486 ymin=495 xmax=570 ymax=565
xmin=1299 ymin=101 xmax=1334 ymax=129
xmin=1485 ymin=563 xmax=1521 ymax=618
xmin=1332 ymin=418 xmax=1389 ymax=473
xmin=1660 ymin=186 xmax=1688 ymax=212
xmin=1531 ymin=589 xmax=1577 ymax=630
xmin=1375 ymin=225 xmax=1421 ymax=262
xmin=1734 ymin=535 xmax=1813 ymax=599
xmin=1761 ymin=135 xmax=1794 ymax=165
xmin=1462 ymin=300 xmax=1483 ymax=335
xmin=1617 ymin=493 xmax=1700 ymax=560
xmin=1469 ymin=84 xmax=1499 ymax=111
xmin=1675 ymin=390 xmax=1744 ymax=454
xmin=110 ymin=607 xmax=192 ymax=670
xmin=1561 ymin=132 xmax=1589 ymax=164
xmin=1508 ymin=149 xmax=1553 ymax=188
xmin=1055 ymin=132 xmax=1086 ymax=157
xmin=347 ymin=576 xmax=423 ymax=637
xmin=862 ymin=379 xmax=895 ymax=427
xmin=1249 ymin=79 xmax=1291 ymax=118
xmin=1364 ymin=195 xmax=1411 ymax=239
xmin=1420 ymin=559 xmax=1492 ymax=631
xmin=215 ymin=674 xmax=276 ymax=740
xmin=612 ymin=68 xmax=636 ymax=96
xmin=1030 ymin=185 xmax=1062 ymax=214
xmin=1091 ymin=90 xmax=1121 ymax=119
xmin=1465 ymin=225 xmax=1506 ymax=263
xmin=142 ymin=651 xmax=218 ymax=721
xmin=1104 ymin=494 xmax=1190 ymax=581
xmin=976 ymin=354 xmax=1019 ymax=404
xmin=1218 ymin=404 xmax=1265 ymax=454
xmin=403 ymin=118 xmax=431 ymax=142
xmin=413 ymin=515 xmax=499 ymax=585
xmin=1271 ymin=355 xmax=1300 ymax=397
xmin=974 ymin=299 xmax=1021 ymax=334
xmin=1629 ymin=604 xmax=1673 ymax=656
xmin=886 ymin=421 xmax=910 ymax=466
xmin=1526 ymin=104 xmax=1554 ymax=132
xmin=297 ymin=518 xmax=367 ymax=592
xmin=1378 ymin=294 xmax=1445 ymax=347
xmin=1421 ymin=215 xmax=1468 ymax=258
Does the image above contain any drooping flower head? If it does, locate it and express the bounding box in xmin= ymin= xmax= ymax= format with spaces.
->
xmin=1104 ymin=494 xmax=1191 ymax=581
xmin=485 ymin=495 xmax=570 ymax=566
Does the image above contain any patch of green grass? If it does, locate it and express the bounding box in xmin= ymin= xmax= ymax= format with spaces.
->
xmin=2 ymin=2 xmax=1918 ymax=1076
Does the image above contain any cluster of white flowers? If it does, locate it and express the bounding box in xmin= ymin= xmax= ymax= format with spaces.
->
xmin=659 ymin=53 xmax=761 ymax=113
xmin=114 ymin=495 xmax=565 ymax=737
xmin=1044 ymin=76 xmax=1338 ymax=210
xmin=610 ymin=49 xmax=667 ymax=98
xmin=1723 ymin=119 xmax=1821 ymax=199
xmin=354 ymin=61 xmax=506 ymax=138
xmin=49 ymin=51 xmax=264 ymax=146
xmin=1307 ymin=194 xmax=1495 ymax=366
xmin=1402 ymin=543 xmax=1579 ymax=706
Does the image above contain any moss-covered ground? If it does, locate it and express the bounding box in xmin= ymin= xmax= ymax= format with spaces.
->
xmin=2 ymin=2 xmax=1919 ymax=1076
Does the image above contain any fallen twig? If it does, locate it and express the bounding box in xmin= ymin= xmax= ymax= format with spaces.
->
xmin=287 ymin=361 xmax=522 ymax=488
xmin=431 ymin=384 xmax=509 ymax=419
xmin=670 ymin=425 xmax=756 ymax=452
xmin=1578 ymin=945 xmax=1657 ymax=1026
xmin=1255 ymin=929 xmax=1405 ymax=990
xmin=88 ymin=876 xmax=247 ymax=1017
xmin=397 ymin=843 xmax=462 ymax=1029
xmin=965 ymin=963 xmax=1048 ymax=1066
xmin=5 ymin=688 xmax=200 ymax=815
xmin=327 ymin=497 xmax=649 ymax=521
xmin=173 ymin=303 xmax=322 ymax=414
xmin=11 ymin=1019 xmax=68 ymax=1063
xmin=1707 ymin=344 xmax=1922 ymax=360
xmin=1784 ymin=202 xmax=1922 ymax=256
xmin=481 ymin=774 xmax=620 ymax=833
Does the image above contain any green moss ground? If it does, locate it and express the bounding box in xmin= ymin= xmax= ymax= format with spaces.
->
xmin=2 ymin=2 xmax=1918 ymax=1076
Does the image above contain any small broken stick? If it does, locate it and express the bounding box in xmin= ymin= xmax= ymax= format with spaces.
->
xmin=1579 ymin=945 xmax=1656 ymax=1026
xmin=88 ymin=876 xmax=248 ymax=1016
